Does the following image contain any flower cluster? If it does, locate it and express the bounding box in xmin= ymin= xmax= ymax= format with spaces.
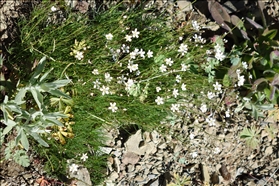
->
xmin=70 ymin=39 xmax=89 ymax=60
xmin=214 ymin=43 xmax=226 ymax=61
xmin=68 ymin=153 xmax=88 ymax=173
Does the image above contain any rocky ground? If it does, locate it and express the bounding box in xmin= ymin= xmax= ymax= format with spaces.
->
xmin=1 ymin=0 xmax=279 ymax=186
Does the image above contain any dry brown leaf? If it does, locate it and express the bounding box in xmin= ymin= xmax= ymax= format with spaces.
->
xmin=219 ymin=164 xmax=231 ymax=181
xmin=122 ymin=152 xmax=140 ymax=165
xmin=264 ymin=146 xmax=273 ymax=156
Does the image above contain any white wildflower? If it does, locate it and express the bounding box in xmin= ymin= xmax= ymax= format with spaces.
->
xmin=92 ymin=69 xmax=99 ymax=75
xmin=147 ymin=50 xmax=153 ymax=58
xmin=69 ymin=164 xmax=79 ymax=173
xmin=165 ymin=58 xmax=174 ymax=66
xmin=206 ymin=117 xmax=216 ymax=126
xmin=159 ymin=64 xmax=167 ymax=72
xmin=242 ymin=61 xmax=248 ymax=69
xmin=155 ymin=96 xmax=164 ymax=105
xmin=156 ymin=87 xmax=161 ymax=92
xmin=225 ymin=109 xmax=230 ymax=118
xmin=138 ymin=49 xmax=145 ymax=58
xmin=237 ymin=75 xmax=245 ymax=87
xmin=172 ymin=88 xmax=179 ymax=98
xmin=207 ymin=91 xmax=215 ymax=99
xmin=181 ymin=64 xmax=189 ymax=71
xmin=175 ymin=75 xmax=181 ymax=83
xmin=125 ymin=79 xmax=134 ymax=90
xmin=181 ymin=83 xmax=186 ymax=91
xmin=170 ymin=104 xmax=180 ymax=112
xmin=178 ymin=43 xmax=188 ymax=56
xmin=51 ymin=6 xmax=57 ymax=12
xmin=125 ymin=35 xmax=132 ymax=42
xmin=130 ymin=51 xmax=137 ymax=59
xmin=127 ymin=62 xmax=139 ymax=72
xmin=121 ymin=44 xmax=130 ymax=53
xmin=80 ymin=153 xmax=88 ymax=161
xmin=214 ymin=44 xmax=226 ymax=61
xmin=100 ymin=85 xmax=110 ymax=95
xmin=132 ymin=28 xmax=140 ymax=38
xmin=200 ymin=104 xmax=207 ymax=113
xmin=105 ymin=33 xmax=113 ymax=40
xmin=117 ymin=75 xmax=127 ymax=84
xmin=213 ymin=82 xmax=222 ymax=91
xmin=104 ymin=73 xmax=113 ymax=82
xmin=193 ymin=34 xmax=206 ymax=43
xmin=192 ymin=20 xmax=200 ymax=31
xmin=189 ymin=133 xmax=195 ymax=140
xmin=75 ymin=51 xmax=84 ymax=60
xmin=191 ymin=152 xmax=198 ymax=158
xmin=93 ymin=79 xmax=101 ymax=89
xmin=108 ymin=102 xmax=118 ymax=112
xmin=213 ymin=147 xmax=221 ymax=154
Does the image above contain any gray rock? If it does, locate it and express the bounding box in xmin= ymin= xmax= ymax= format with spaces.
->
xmin=69 ymin=166 xmax=92 ymax=186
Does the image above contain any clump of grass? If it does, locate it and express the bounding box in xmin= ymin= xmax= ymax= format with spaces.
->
xmin=6 ymin=1 xmax=227 ymax=184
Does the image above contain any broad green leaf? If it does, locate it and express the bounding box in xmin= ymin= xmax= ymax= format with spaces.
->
xmin=251 ymin=78 xmax=268 ymax=91
xmin=264 ymin=87 xmax=271 ymax=100
xmin=256 ymin=104 xmax=274 ymax=110
xmin=15 ymin=127 xmax=22 ymax=145
xmin=61 ymin=98 xmax=74 ymax=106
xmin=154 ymin=54 xmax=165 ymax=64
xmin=3 ymin=95 xmax=8 ymax=103
xmin=30 ymin=88 xmax=43 ymax=110
xmin=50 ymin=97 xmax=60 ymax=106
xmin=3 ymin=119 xmax=17 ymax=135
xmin=222 ymin=74 xmax=230 ymax=87
xmin=270 ymin=50 xmax=279 ymax=68
xmin=29 ymin=132 xmax=49 ymax=147
xmin=43 ymin=79 xmax=71 ymax=90
xmin=45 ymin=112 xmax=68 ymax=118
xmin=39 ymin=67 xmax=53 ymax=83
xmin=20 ymin=129 xmax=29 ymax=151
xmin=30 ymin=56 xmax=46 ymax=84
xmin=240 ymin=127 xmax=259 ymax=149
xmin=15 ymin=88 xmax=27 ymax=102
xmin=44 ymin=118 xmax=64 ymax=127
xmin=234 ymin=103 xmax=244 ymax=113
xmin=14 ymin=150 xmax=30 ymax=167
xmin=48 ymin=89 xmax=71 ymax=99
xmin=6 ymin=103 xmax=22 ymax=114
xmin=1 ymin=104 xmax=9 ymax=123
xmin=230 ymin=57 xmax=241 ymax=66
xmin=262 ymin=29 xmax=277 ymax=40
xmin=251 ymin=104 xmax=258 ymax=119
xmin=127 ymin=83 xmax=141 ymax=97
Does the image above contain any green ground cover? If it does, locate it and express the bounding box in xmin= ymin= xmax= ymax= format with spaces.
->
xmin=1 ymin=0 xmax=279 ymax=184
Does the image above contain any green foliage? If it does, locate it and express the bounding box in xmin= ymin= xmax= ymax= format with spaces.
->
xmin=0 ymin=56 xmax=71 ymax=167
xmin=4 ymin=0 xmax=241 ymax=183
xmin=167 ymin=173 xmax=191 ymax=186
xmin=208 ymin=0 xmax=279 ymax=119
xmin=4 ymin=140 xmax=30 ymax=167
xmin=240 ymin=127 xmax=260 ymax=149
